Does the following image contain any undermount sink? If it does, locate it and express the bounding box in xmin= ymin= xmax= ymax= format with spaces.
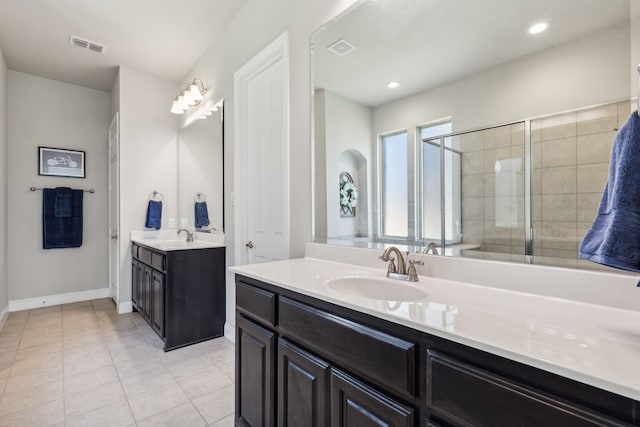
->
xmin=326 ymin=276 xmax=428 ymax=302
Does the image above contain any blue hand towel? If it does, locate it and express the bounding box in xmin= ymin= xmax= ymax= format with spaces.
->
xmin=43 ymin=187 xmax=83 ymax=249
xmin=54 ymin=187 xmax=73 ymax=218
xmin=579 ymin=111 xmax=640 ymax=272
xmin=195 ymin=201 xmax=210 ymax=228
xmin=145 ymin=200 xmax=162 ymax=230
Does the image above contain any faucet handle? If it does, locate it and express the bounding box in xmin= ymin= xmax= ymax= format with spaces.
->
xmin=407 ymin=259 xmax=423 ymax=282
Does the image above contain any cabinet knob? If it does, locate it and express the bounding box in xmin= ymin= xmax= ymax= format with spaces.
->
xmin=245 ymin=241 xmax=254 ymax=249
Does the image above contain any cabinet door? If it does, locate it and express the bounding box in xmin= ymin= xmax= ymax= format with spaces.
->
xmin=150 ymin=270 xmax=165 ymax=337
xmin=236 ymin=315 xmax=276 ymax=427
xmin=331 ymin=369 xmax=414 ymax=427
xmin=131 ymin=260 xmax=139 ymax=309
xmin=141 ymin=265 xmax=152 ymax=322
xmin=278 ymin=338 xmax=330 ymax=427
xmin=135 ymin=262 xmax=148 ymax=319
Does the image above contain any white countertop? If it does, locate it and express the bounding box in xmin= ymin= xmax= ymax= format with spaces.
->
xmin=132 ymin=238 xmax=224 ymax=251
xmin=230 ymin=257 xmax=640 ymax=401
xmin=131 ymin=229 xmax=225 ymax=251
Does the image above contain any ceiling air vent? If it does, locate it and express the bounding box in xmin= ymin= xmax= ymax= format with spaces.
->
xmin=69 ymin=34 xmax=107 ymax=54
xmin=327 ymin=39 xmax=356 ymax=56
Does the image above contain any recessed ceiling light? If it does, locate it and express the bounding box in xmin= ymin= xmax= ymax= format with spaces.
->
xmin=387 ymin=81 xmax=400 ymax=89
xmin=528 ymin=21 xmax=549 ymax=35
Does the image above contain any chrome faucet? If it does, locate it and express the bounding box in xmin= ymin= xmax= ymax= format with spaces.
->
xmin=379 ymin=247 xmax=424 ymax=282
xmin=422 ymin=242 xmax=439 ymax=255
xmin=177 ymin=229 xmax=194 ymax=242
xmin=379 ymin=246 xmax=407 ymax=275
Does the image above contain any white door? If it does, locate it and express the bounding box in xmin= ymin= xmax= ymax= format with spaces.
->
xmin=108 ymin=113 xmax=120 ymax=304
xmin=235 ymin=33 xmax=290 ymax=266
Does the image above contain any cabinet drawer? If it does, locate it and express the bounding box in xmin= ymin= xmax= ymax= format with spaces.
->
xmin=151 ymin=251 xmax=165 ymax=271
xmin=426 ymin=351 xmax=629 ymax=427
xmin=137 ymin=246 xmax=152 ymax=265
xmin=279 ymin=297 xmax=416 ymax=398
xmin=236 ymin=281 xmax=276 ymax=327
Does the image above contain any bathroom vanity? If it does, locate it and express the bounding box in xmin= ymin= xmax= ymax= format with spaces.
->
xmin=232 ymin=258 xmax=640 ymax=427
xmin=132 ymin=240 xmax=225 ymax=351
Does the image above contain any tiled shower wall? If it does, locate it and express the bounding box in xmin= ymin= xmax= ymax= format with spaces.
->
xmin=457 ymin=100 xmax=631 ymax=263
xmin=532 ymin=100 xmax=631 ymax=261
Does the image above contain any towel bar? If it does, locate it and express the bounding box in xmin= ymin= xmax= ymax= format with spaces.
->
xmin=30 ymin=186 xmax=95 ymax=193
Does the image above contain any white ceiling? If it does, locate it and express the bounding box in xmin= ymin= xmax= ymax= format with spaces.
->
xmin=0 ymin=0 xmax=249 ymax=91
xmin=313 ymin=0 xmax=630 ymax=107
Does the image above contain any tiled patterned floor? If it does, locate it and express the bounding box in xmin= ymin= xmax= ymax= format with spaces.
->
xmin=0 ymin=298 xmax=235 ymax=426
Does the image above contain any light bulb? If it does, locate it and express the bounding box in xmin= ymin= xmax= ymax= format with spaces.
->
xmin=170 ymin=100 xmax=183 ymax=114
xmin=187 ymin=83 xmax=203 ymax=102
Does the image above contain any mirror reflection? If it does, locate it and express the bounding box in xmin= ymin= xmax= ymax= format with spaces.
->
xmin=312 ymin=0 xmax=635 ymax=271
xmin=178 ymin=101 xmax=224 ymax=233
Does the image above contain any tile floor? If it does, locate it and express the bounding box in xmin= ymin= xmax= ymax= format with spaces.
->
xmin=0 ymin=298 xmax=235 ymax=426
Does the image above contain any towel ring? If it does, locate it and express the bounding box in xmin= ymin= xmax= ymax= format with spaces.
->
xmin=195 ymin=192 xmax=207 ymax=202
xmin=149 ymin=190 xmax=163 ymax=201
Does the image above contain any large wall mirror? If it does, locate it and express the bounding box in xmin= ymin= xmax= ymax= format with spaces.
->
xmin=178 ymin=101 xmax=224 ymax=233
xmin=312 ymin=0 xmax=638 ymax=271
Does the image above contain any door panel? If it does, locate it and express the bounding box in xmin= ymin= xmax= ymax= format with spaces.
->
xmin=108 ymin=113 xmax=119 ymax=304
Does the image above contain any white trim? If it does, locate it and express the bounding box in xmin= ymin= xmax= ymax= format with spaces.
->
xmin=0 ymin=304 xmax=9 ymax=331
xmin=224 ymin=321 xmax=235 ymax=343
xmin=108 ymin=112 xmax=120 ymax=306
xmin=234 ymin=31 xmax=290 ymax=267
xmin=8 ymin=288 xmax=110 ymax=312
xmin=117 ymin=300 xmax=133 ymax=314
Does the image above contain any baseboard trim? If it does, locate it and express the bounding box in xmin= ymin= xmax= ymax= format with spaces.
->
xmin=117 ymin=300 xmax=133 ymax=314
xmin=9 ymin=288 xmax=110 ymax=312
xmin=224 ymin=322 xmax=235 ymax=343
xmin=0 ymin=304 xmax=9 ymax=331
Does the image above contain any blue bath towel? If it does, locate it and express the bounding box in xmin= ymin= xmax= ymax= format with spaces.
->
xmin=145 ymin=200 xmax=162 ymax=229
xmin=579 ymin=111 xmax=640 ymax=273
xmin=195 ymin=201 xmax=210 ymax=228
xmin=43 ymin=187 xmax=83 ymax=249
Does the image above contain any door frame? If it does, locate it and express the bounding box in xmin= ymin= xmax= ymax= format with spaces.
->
xmin=108 ymin=112 xmax=121 ymax=308
xmin=233 ymin=31 xmax=290 ymax=266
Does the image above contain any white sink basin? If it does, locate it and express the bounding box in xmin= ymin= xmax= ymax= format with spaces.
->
xmin=326 ymin=276 xmax=428 ymax=301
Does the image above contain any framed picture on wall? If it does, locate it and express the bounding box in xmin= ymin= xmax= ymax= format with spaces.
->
xmin=38 ymin=147 xmax=86 ymax=178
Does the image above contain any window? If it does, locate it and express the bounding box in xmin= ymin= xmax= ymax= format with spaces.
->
xmin=379 ymin=132 xmax=408 ymax=238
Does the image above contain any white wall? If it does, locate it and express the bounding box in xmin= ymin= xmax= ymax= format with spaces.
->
xmin=7 ymin=71 xmax=111 ymax=301
xmin=320 ymin=90 xmax=372 ymax=238
xmin=177 ymin=0 xmax=359 ymax=338
xmin=117 ymin=66 xmax=178 ymax=306
xmin=0 ymin=48 xmax=8 ymax=320
xmin=373 ymin=23 xmax=630 ymax=139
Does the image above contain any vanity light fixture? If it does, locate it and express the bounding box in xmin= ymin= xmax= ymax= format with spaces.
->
xmin=528 ymin=21 xmax=549 ymax=35
xmin=387 ymin=81 xmax=400 ymax=89
xmin=170 ymin=78 xmax=207 ymax=114
xmin=196 ymin=100 xmax=223 ymax=121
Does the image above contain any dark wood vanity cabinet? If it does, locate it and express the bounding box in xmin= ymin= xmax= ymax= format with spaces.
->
xmin=278 ymin=338 xmax=330 ymax=426
xmin=132 ymin=242 xmax=225 ymax=351
xmin=235 ymin=275 xmax=640 ymax=427
xmin=236 ymin=314 xmax=276 ymax=427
